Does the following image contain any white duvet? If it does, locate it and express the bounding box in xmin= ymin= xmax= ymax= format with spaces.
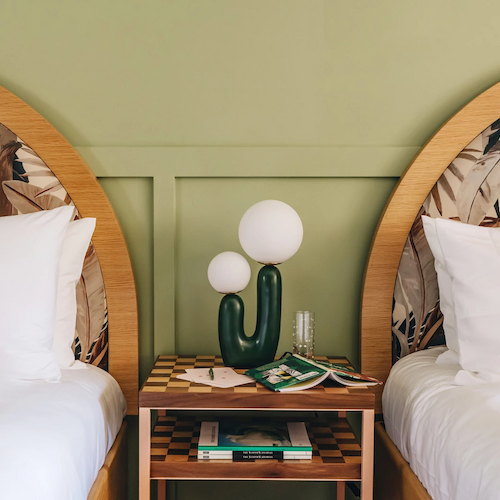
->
xmin=383 ymin=346 xmax=500 ymax=500
xmin=0 ymin=363 xmax=126 ymax=500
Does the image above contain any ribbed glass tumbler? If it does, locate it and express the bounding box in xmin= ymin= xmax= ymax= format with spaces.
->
xmin=292 ymin=310 xmax=315 ymax=359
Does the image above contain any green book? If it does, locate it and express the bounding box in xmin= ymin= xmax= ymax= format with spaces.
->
xmin=245 ymin=354 xmax=382 ymax=392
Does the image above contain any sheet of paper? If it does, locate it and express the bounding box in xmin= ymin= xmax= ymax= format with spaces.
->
xmin=176 ymin=368 xmax=253 ymax=388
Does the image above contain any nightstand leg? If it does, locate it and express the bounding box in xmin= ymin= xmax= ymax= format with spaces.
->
xmin=336 ymin=481 xmax=345 ymax=500
xmin=139 ymin=407 xmax=151 ymax=500
xmin=157 ymin=480 xmax=166 ymax=500
xmin=360 ymin=409 xmax=374 ymax=500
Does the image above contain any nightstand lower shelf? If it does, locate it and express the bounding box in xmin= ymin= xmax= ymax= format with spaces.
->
xmin=150 ymin=415 xmax=362 ymax=481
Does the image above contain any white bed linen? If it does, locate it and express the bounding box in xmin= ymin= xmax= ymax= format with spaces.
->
xmin=383 ymin=346 xmax=500 ymax=500
xmin=0 ymin=363 xmax=126 ymax=500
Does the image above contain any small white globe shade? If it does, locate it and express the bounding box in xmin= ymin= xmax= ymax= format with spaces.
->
xmin=238 ymin=200 xmax=303 ymax=265
xmin=207 ymin=251 xmax=251 ymax=294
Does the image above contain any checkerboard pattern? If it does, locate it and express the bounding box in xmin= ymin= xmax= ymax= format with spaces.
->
xmin=141 ymin=355 xmax=372 ymax=397
xmin=150 ymin=415 xmax=361 ymax=466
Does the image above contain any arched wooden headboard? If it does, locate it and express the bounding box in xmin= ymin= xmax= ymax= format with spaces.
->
xmin=0 ymin=86 xmax=139 ymax=414
xmin=361 ymin=81 xmax=500 ymax=413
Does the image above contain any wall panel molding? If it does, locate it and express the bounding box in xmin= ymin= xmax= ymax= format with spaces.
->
xmin=78 ymin=146 xmax=410 ymax=358
xmin=78 ymin=146 xmax=418 ymax=179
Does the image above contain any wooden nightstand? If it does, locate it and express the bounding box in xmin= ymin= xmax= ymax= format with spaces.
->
xmin=139 ymin=355 xmax=375 ymax=500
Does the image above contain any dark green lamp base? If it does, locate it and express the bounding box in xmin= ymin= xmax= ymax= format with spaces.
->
xmin=218 ymin=265 xmax=281 ymax=368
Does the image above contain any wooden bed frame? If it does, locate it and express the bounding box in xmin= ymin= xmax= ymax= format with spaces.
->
xmin=361 ymin=80 xmax=500 ymax=499
xmin=0 ymin=86 xmax=138 ymax=500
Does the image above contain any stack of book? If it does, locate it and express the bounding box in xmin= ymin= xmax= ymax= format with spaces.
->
xmin=198 ymin=420 xmax=312 ymax=460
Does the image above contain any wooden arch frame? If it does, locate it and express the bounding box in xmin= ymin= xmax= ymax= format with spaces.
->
xmin=0 ymin=86 xmax=138 ymax=414
xmin=361 ymin=81 xmax=500 ymax=413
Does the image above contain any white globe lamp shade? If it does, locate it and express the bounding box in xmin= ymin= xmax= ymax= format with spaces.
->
xmin=207 ymin=251 xmax=251 ymax=294
xmin=238 ymin=200 xmax=303 ymax=264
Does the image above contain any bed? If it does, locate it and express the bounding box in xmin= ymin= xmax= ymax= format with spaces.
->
xmin=0 ymin=86 xmax=138 ymax=500
xmin=361 ymin=80 xmax=500 ymax=499
xmin=383 ymin=345 xmax=500 ymax=500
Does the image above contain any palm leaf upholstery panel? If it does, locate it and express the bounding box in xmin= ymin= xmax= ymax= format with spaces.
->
xmin=0 ymin=122 xmax=108 ymax=370
xmin=393 ymin=119 xmax=500 ymax=363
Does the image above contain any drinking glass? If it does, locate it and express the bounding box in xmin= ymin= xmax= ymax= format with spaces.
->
xmin=293 ymin=311 xmax=315 ymax=359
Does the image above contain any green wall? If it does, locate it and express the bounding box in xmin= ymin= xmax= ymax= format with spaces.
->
xmin=2 ymin=1 xmax=500 ymax=499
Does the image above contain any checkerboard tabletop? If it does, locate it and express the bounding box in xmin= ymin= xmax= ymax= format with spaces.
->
xmin=140 ymin=355 xmax=375 ymax=410
xmin=150 ymin=414 xmax=362 ymax=480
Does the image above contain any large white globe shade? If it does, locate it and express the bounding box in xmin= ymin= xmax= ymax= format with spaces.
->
xmin=207 ymin=251 xmax=251 ymax=294
xmin=238 ymin=200 xmax=303 ymax=264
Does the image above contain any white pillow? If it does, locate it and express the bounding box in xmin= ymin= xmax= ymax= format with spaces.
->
xmin=421 ymin=216 xmax=460 ymax=365
xmin=52 ymin=217 xmax=96 ymax=367
xmin=422 ymin=215 xmax=500 ymax=375
xmin=0 ymin=206 xmax=74 ymax=381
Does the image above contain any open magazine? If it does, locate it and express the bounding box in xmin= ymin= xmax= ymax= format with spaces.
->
xmin=245 ymin=354 xmax=382 ymax=392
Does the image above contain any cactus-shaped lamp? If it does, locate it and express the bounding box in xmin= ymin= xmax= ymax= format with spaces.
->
xmin=208 ymin=200 xmax=303 ymax=368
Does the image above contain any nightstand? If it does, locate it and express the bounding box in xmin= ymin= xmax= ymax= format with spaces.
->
xmin=139 ymin=355 xmax=375 ymax=500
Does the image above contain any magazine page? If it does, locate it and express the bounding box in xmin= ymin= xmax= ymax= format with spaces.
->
xmin=313 ymin=360 xmax=382 ymax=386
xmin=276 ymin=372 xmax=330 ymax=392
xmin=328 ymin=371 xmax=381 ymax=386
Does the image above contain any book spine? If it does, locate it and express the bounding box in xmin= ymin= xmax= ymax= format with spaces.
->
xmin=198 ymin=446 xmax=312 ymax=455
xmin=236 ymin=451 xmax=284 ymax=459
xmin=197 ymin=451 xmax=312 ymax=460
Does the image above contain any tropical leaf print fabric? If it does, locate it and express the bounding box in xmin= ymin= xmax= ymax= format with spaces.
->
xmin=393 ymin=119 xmax=500 ymax=363
xmin=0 ymin=123 xmax=108 ymax=370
